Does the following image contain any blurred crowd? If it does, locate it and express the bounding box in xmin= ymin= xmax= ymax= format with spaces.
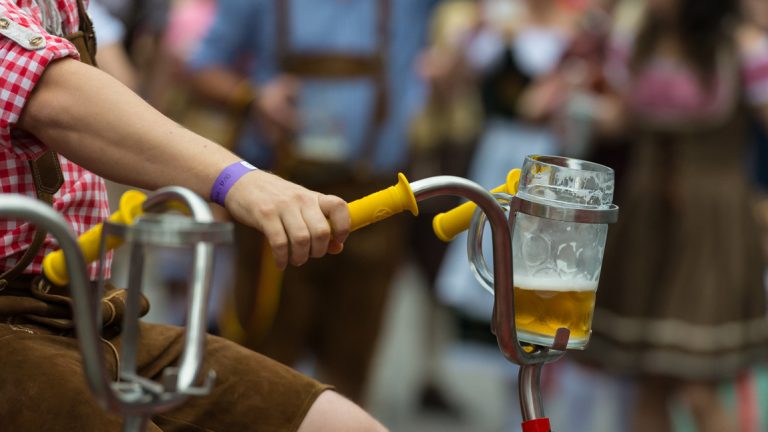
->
xmin=95 ymin=0 xmax=768 ymax=431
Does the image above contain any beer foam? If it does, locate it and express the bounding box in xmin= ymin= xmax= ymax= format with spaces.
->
xmin=514 ymin=276 xmax=597 ymax=292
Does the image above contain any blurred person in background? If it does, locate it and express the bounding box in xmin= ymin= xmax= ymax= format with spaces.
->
xmin=87 ymin=0 xmax=172 ymax=95
xmin=88 ymin=0 xmax=138 ymax=89
xmin=186 ymin=0 xmax=434 ymax=403
xmin=742 ymin=0 xmax=768 ymax=242
xmin=743 ymin=0 xmax=768 ymax=31
xmin=568 ymin=0 xmax=768 ymax=431
xmin=145 ymin=0 xmax=217 ymax=119
xmin=407 ymin=0 xmax=484 ymax=413
xmin=422 ymin=0 xmax=581 ymax=425
xmin=437 ymin=0 xmax=578 ymax=341
xmin=473 ymin=0 xmax=576 ymax=167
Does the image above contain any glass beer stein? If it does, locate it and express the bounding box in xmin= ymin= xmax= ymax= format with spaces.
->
xmin=470 ymin=155 xmax=616 ymax=349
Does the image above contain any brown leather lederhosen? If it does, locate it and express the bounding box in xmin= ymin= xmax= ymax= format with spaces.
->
xmin=0 ymin=0 xmax=147 ymax=328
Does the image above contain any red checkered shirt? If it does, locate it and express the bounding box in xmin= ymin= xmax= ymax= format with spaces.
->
xmin=0 ymin=0 xmax=110 ymax=277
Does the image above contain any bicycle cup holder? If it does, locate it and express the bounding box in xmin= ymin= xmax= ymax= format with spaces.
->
xmin=0 ymin=187 xmax=232 ymax=432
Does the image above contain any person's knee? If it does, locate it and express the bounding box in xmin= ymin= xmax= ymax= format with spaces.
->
xmin=297 ymin=391 xmax=388 ymax=432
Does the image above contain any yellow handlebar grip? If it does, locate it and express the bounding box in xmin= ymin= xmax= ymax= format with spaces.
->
xmin=348 ymin=173 xmax=419 ymax=232
xmin=43 ymin=190 xmax=147 ymax=286
xmin=432 ymin=169 xmax=521 ymax=242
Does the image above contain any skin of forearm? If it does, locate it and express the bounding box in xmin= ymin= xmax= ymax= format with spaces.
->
xmin=18 ymin=58 xmax=241 ymax=198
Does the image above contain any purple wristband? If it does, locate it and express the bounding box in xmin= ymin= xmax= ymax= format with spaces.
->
xmin=210 ymin=161 xmax=258 ymax=206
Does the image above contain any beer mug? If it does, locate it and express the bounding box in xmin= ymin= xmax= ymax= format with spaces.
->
xmin=469 ymin=155 xmax=617 ymax=349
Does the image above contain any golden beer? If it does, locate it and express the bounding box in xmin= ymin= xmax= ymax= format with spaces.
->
xmin=513 ymin=277 xmax=597 ymax=348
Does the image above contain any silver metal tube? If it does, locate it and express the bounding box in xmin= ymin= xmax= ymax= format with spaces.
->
xmin=518 ymin=363 xmax=545 ymax=421
xmin=142 ymin=187 xmax=215 ymax=392
xmin=0 ymin=195 xmax=117 ymax=410
xmin=410 ymin=176 xmax=531 ymax=365
xmin=119 ymin=243 xmax=145 ymax=380
xmin=178 ymin=242 xmax=214 ymax=391
xmin=143 ymin=187 xmax=215 ymax=223
xmin=467 ymin=193 xmax=515 ymax=294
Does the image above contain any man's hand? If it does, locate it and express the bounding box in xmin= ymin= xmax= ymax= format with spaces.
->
xmin=224 ymin=169 xmax=350 ymax=269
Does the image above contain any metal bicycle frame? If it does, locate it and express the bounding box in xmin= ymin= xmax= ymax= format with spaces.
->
xmin=0 ymin=187 xmax=232 ymax=432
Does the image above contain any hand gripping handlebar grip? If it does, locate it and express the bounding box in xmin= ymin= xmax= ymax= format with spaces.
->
xmin=42 ymin=173 xmax=418 ymax=286
xmin=432 ymin=169 xmax=521 ymax=242
xmin=42 ymin=190 xmax=147 ymax=286
xmin=347 ymin=172 xmax=419 ymax=232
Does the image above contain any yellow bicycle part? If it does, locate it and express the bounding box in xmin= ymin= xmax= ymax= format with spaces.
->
xmin=432 ymin=169 xmax=521 ymax=242
xmin=42 ymin=190 xmax=147 ymax=286
xmin=347 ymin=172 xmax=419 ymax=231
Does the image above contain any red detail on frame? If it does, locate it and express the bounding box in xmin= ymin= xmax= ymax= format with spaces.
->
xmin=522 ymin=418 xmax=551 ymax=432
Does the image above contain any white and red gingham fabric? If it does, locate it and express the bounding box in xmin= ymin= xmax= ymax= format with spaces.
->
xmin=0 ymin=0 xmax=110 ymax=277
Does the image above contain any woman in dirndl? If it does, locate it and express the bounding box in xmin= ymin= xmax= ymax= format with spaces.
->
xmin=577 ymin=0 xmax=768 ymax=430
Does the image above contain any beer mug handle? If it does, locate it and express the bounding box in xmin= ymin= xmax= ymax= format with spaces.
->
xmin=467 ymin=192 xmax=516 ymax=294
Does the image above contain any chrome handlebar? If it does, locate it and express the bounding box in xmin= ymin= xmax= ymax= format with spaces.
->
xmin=0 ymin=187 xmax=232 ymax=432
xmin=412 ymin=177 xmax=546 ymax=366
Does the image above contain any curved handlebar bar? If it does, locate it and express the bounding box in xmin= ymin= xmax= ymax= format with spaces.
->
xmin=432 ymin=169 xmax=520 ymax=242
xmin=409 ymin=176 xmax=561 ymax=366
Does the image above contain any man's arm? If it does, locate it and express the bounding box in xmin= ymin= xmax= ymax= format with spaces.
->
xmin=18 ymin=58 xmax=349 ymax=268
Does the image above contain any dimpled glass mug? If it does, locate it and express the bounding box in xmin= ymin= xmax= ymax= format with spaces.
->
xmin=468 ymin=155 xmax=616 ymax=349
xmin=512 ymin=155 xmax=614 ymax=349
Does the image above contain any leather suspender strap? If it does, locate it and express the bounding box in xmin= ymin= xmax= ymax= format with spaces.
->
xmin=65 ymin=0 xmax=98 ymax=66
xmin=0 ymin=151 xmax=64 ymax=283
xmin=275 ymin=0 xmax=390 ymax=165
xmin=280 ymin=54 xmax=383 ymax=78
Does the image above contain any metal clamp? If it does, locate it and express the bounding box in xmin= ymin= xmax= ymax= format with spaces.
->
xmin=514 ymin=194 xmax=619 ymax=224
xmin=94 ymin=187 xmax=232 ymax=431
